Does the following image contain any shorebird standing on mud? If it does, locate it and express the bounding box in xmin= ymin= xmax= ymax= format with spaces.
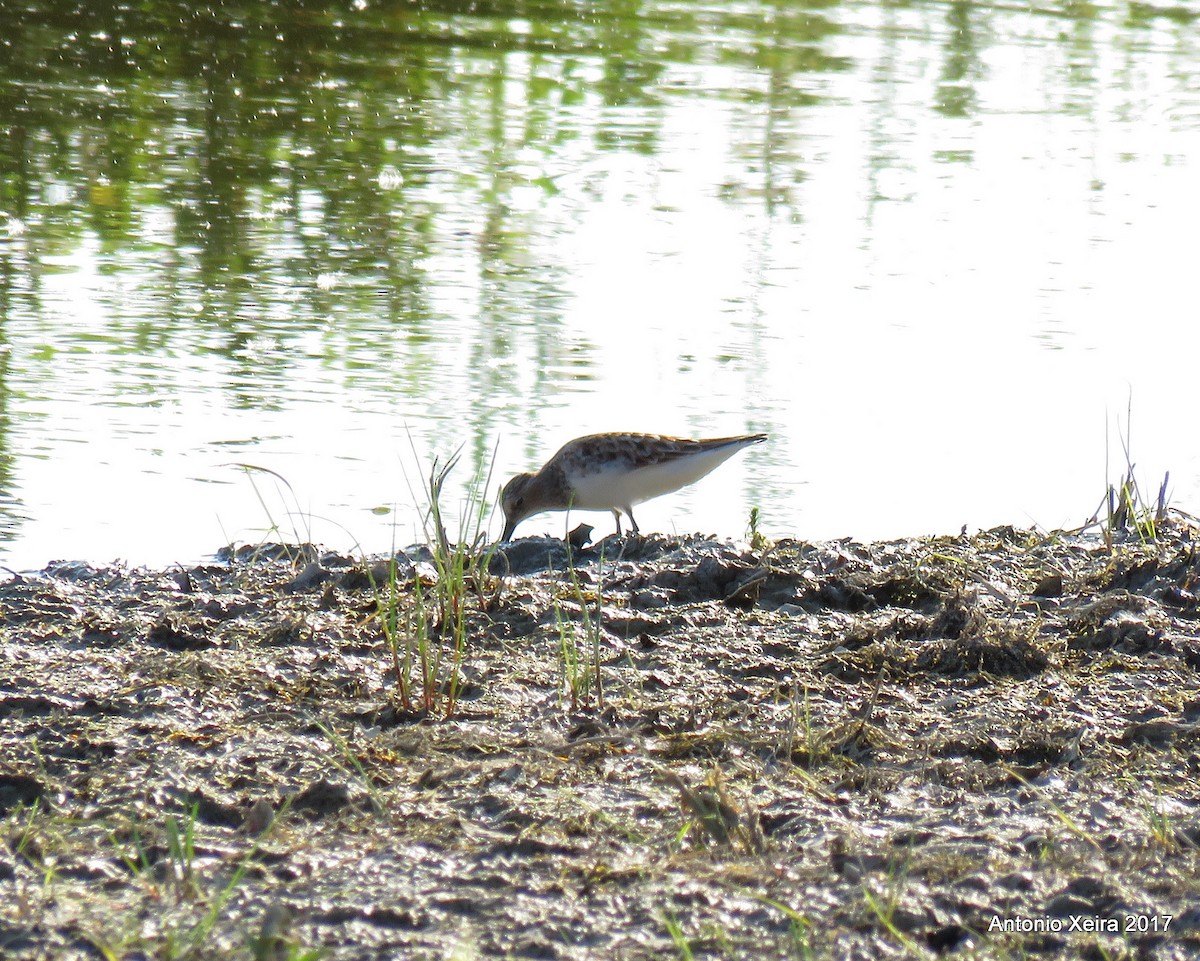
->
xmin=499 ymin=432 xmax=767 ymax=541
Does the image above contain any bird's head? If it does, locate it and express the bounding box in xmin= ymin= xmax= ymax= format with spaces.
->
xmin=500 ymin=472 xmax=537 ymax=541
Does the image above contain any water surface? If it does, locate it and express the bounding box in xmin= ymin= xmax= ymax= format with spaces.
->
xmin=1 ymin=0 xmax=1197 ymax=567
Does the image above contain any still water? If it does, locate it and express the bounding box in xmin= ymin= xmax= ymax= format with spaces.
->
xmin=1 ymin=0 xmax=1197 ymax=569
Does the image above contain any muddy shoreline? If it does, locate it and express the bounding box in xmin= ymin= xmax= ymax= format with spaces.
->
xmin=3 ymin=523 xmax=1200 ymax=959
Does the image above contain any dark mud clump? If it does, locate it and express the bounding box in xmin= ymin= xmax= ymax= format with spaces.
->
xmin=3 ymin=525 xmax=1200 ymax=959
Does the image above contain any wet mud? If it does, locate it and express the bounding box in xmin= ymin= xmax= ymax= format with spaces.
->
xmin=3 ymin=524 xmax=1200 ymax=959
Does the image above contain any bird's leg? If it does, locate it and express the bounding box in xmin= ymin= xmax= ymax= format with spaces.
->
xmin=625 ymin=507 xmax=639 ymax=535
xmin=611 ymin=509 xmax=623 ymax=537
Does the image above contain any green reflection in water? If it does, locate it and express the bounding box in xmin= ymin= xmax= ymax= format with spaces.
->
xmin=0 ymin=0 xmax=846 ymax=552
xmin=1 ymin=0 xmax=1186 ymax=562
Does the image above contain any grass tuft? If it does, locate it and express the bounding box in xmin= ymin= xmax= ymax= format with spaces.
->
xmin=661 ymin=911 xmax=696 ymax=961
xmin=373 ymin=435 xmax=502 ymax=719
xmin=747 ymin=505 xmax=770 ymax=552
xmin=228 ymin=463 xmax=315 ymax=562
xmin=555 ymin=543 xmax=605 ymax=710
xmin=1085 ymin=399 xmax=1171 ymax=547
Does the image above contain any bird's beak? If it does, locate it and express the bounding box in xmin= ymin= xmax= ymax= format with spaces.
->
xmin=501 ymin=515 xmax=517 ymax=542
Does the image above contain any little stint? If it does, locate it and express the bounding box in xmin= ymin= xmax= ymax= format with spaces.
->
xmin=500 ymin=432 xmax=767 ymax=541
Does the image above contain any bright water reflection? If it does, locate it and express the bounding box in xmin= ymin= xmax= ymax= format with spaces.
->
xmin=0 ymin=0 xmax=1198 ymax=567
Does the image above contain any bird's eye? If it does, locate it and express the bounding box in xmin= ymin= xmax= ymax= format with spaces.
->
xmin=515 ymin=497 xmax=525 ymax=509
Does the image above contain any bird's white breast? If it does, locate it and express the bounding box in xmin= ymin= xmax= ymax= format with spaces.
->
xmin=568 ymin=443 xmax=748 ymax=510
